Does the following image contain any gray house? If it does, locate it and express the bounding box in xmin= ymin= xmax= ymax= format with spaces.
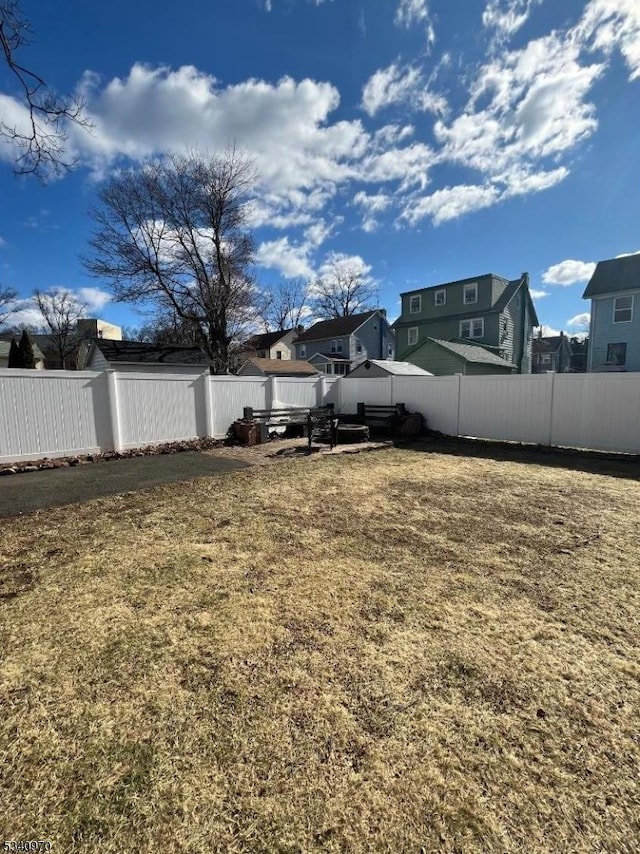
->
xmin=583 ymin=255 xmax=640 ymax=372
xmin=293 ymin=310 xmax=395 ymax=375
xmin=394 ymin=272 xmax=538 ymax=374
xmin=532 ymin=333 xmax=573 ymax=373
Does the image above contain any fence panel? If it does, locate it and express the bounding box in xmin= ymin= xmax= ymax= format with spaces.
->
xmin=275 ymin=377 xmax=321 ymax=408
xmin=551 ymin=373 xmax=640 ymax=453
xmin=457 ymin=374 xmax=551 ymax=444
xmin=117 ymin=372 xmax=204 ymax=447
xmin=393 ymin=375 xmax=460 ymax=435
xmin=0 ymin=369 xmax=111 ymax=463
xmin=208 ymin=376 xmax=267 ymax=438
xmin=338 ymin=378 xmax=393 ymax=412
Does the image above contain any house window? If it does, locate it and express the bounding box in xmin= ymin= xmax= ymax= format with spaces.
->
xmin=330 ymin=339 xmax=343 ymax=353
xmin=387 ymin=343 xmax=393 ymax=357
xmin=463 ymin=283 xmax=478 ymax=304
xmin=409 ymin=294 xmax=421 ymax=314
xmin=333 ymin=362 xmax=347 ymax=375
xmin=606 ymin=342 xmax=627 ymax=365
xmin=435 ymin=290 xmax=446 ymax=306
xmin=324 ymin=364 xmax=332 ymax=375
xmin=356 ymin=341 xmax=363 ymax=354
xmin=275 ymin=350 xmax=282 ymax=359
xmin=541 ymin=354 xmax=551 ymax=365
xmin=408 ymin=327 xmax=418 ymax=346
xmin=613 ymin=295 xmax=633 ymax=323
xmin=460 ymin=318 xmax=484 ymax=338
xmin=299 ymin=345 xmax=306 ymax=357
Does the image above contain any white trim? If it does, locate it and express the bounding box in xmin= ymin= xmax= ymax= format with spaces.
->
xmin=463 ymin=282 xmax=478 ymax=304
xmin=409 ymin=294 xmax=421 ymax=314
xmin=408 ymin=327 xmax=419 ymax=346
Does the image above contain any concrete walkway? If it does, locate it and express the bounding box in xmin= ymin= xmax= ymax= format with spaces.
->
xmin=0 ymin=452 xmax=250 ymax=518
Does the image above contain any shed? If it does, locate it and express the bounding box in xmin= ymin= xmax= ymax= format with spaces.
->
xmin=346 ymin=359 xmax=433 ymax=378
xmin=404 ymin=338 xmax=516 ymax=375
xmin=237 ymin=357 xmax=319 ymax=377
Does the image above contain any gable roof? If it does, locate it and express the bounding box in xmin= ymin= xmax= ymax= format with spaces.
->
xmin=428 ymin=338 xmax=516 ymax=368
xmin=244 ymin=329 xmax=293 ymax=350
xmin=532 ymin=335 xmax=571 ymax=355
xmin=582 ymin=254 xmax=640 ymax=298
xmin=92 ymin=339 xmax=210 ymax=365
xmin=349 ymin=359 xmax=433 ymax=376
xmin=294 ymin=311 xmax=380 ymax=343
xmin=0 ymin=339 xmax=46 ymax=361
xmin=239 ymin=358 xmax=319 ymax=376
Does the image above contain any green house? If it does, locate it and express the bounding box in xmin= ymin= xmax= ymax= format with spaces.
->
xmin=393 ymin=272 xmax=539 ymax=374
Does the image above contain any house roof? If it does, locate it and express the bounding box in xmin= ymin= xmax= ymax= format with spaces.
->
xmin=309 ymin=352 xmax=351 ymax=363
xmin=582 ymin=254 xmax=640 ymax=298
xmin=349 ymin=359 xmax=433 ymax=376
xmin=240 ymin=358 xmax=319 ymax=376
xmin=0 ymin=338 xmax=46 ymax=361
xmin=245 ymin=329 xmax=293 ymax=350
xmin=92 ymin=339 xmax=210 ymax=365
xmin=294 ymin=311 xmax=379 ymax=343
xmin=428 ymin=338 xmax=516 ymax=368
xmin=532 ymin=335 xmax=571 ymax=355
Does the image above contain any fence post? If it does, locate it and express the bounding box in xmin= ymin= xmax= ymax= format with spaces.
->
xmin=267 ymin=375 xmax=278 ymax=409
xmin=389 ymin=375 xmax=394 ymax=405
xmin=455 ymin=373 xmax=462 ymax=436
xmin=546 ymin=371 xmax=556 ymax=446
xmin=317 ymin=374 xmax=327 ymax=406
xmin=106 ymin=370 xmax=122 ymax=452
xmin=203 ymin=373 xmax=212 ymax=437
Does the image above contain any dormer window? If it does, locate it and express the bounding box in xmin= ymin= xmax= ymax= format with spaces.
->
xmin=463 ymin=283 xmax=478 ymax=304
xmin=434 ymin=290 xmax=446 ymax=306
xmin=409 ymin=294 xmax=421 ymax=314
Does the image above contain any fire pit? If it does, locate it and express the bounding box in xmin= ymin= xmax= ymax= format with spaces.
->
xmin=337 ymin=423 xmax=369 ymax=444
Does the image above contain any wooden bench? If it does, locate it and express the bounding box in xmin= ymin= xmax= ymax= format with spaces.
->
xmin=356 ymin=402 xmax=408 ymax=435
xmin=242 ymin=404 xmax=338 ymax=450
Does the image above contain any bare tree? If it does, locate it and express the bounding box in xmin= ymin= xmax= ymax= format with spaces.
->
xmin=259 ymin=278 xmax=310 ymax=331
xmin=84 ymin=149 xmax=258 ymax=374
xmin=124 ymin=309 xmax=202 ymax=347
xmin=0 ymin=0 xmax=89 ymax=177
xmin=310 ymin=254 xmax=377 ymax=318
xmin=33 ymin=289 xmax=87 ymax=368
xmin=0 ymin=284 xmax=17 ymax=327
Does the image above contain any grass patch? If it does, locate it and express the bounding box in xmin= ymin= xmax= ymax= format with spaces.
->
xmin=1 ymin=448 xmax=639 ymax=852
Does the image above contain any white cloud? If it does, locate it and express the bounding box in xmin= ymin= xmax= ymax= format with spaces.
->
xmin=255 ymin=237 xmax=315 ymax=279
xmin=577 ymin=0 xmax=640 ymax=81
xmin=533 ymin=324 xmax=562 ymax=337
xmin=78 ymin=287 xmax=112 ymax=312
xmin=395 ymin=0 xmax=435 ymax=42
xmin=402 ymin=184 xmax=500 ymax=226
xmin=542 ymin=260 xmax=596 ymax=286
xmin=616 ymin=249 xmax=640 ymax=258
xmin=2 ymin=286 xmax=111 ymax=329
xmin=483 ymin=0 xmax=543 ymax=39
xmin=361 ymin=63 xmax=447 ymax=117
xmin=353 ymin=191 xmax=392 ymax=232
xmin=567 ymin=312 xmax=591 ymax=330
xmin=530 ymin=289 xmax=549 ymax=299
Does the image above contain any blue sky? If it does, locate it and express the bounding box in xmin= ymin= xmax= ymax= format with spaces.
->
xmin=1 ymin=0 xmax=639 ymax=336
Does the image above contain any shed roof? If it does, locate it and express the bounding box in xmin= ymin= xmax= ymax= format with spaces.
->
xmin=428 ymin=338 xmax=516 ymax=368
xmin=92 ymin=339 xmax=210 ymax=365
xmin=349 ymin=359 xmax=433 ymax=376
xmin=239 ymin=358 xmax=319 ymax=376
xmin=582 ymin=254 xmax=640 ymax=298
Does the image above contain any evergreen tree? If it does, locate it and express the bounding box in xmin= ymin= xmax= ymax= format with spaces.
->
xmin=8 ymin=337 xmax=23 ymax=368
xmin=19 ymin=329 xmax=36 ymax=368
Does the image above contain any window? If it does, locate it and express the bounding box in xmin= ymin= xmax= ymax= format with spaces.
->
xmin=606 ymin=342 xmax=627 ymax=365
xmin=356 ymin=341 xmax=363 ymax=354
xmin=408 ymin=327 xmax=418 ymax=346
xmin=333 ymin=362 xmax=347 ymax=375
xmin=388 ymin=343 xmax=393 ymax=357
xmin=409 ymin=294 xmax=421 ymax=313
xmin=275 ymin=350 xmax=282 ymax=359
xmin=330 ymin=339 xmax=343 ymax=353
xmin=434 ymin=290 xmax=446 ymax=306
xmin=463 ymin=283 xmax=478 ymax=304
xmin=613 ymin=295 xmax=633 ymax=323
xmin=299 ymin=345 xmax=306 ymax=357
xmin=541 ymin=354 xmax=551 ymax=365
xmin=460 ymin=318 xmax=484 ymax=338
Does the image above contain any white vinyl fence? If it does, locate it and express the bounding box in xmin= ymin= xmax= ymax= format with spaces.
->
xmin=1 ymin=368 xmax=639 ymax=464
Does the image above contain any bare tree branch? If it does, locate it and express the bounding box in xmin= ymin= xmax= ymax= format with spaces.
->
xmin=0 ymin=0 xmax=90 ymax=178
xmin=310 ymin=255 xmax=377 ymax=318
xmin=33 ymin=288 xmax=87 ymax=368
xmin=0 ymin=284 xmax=17 ymax=327
xmin=258 ymin=278 xmax=310 ymax=331
xmin=83 ymin=148 xmax=259 ymax=374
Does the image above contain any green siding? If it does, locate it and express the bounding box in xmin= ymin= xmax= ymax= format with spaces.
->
xmin=403 ymin=340 xmax=466 ymax=375
xmin=397 ymin=313 xmax=501 ymax=361
xmin=465 ymin=362 xmax=513 ymax=376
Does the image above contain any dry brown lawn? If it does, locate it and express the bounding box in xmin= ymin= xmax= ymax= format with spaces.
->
xmin=0 ymin=445 xmax=639 ymax=853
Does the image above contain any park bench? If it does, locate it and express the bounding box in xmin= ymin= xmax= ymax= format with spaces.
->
xmin=242 ymin=404 xmax=338 ymax=451
xmin=356 ymin=402 xmax=409 ymax=435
